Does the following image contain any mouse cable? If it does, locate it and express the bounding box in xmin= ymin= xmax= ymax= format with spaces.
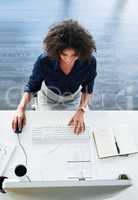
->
xmin=17 ymin=134 xmax=32 ymax=182
xmin=17 ymin=134 xmax=28 ymax=167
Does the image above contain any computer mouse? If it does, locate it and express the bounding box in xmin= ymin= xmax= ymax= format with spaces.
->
xmin=15 ymin=121 xmax=23 ymax=134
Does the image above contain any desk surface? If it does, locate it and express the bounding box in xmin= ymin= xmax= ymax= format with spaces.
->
xmin=0 ymin=110 xmax=138 ymax=200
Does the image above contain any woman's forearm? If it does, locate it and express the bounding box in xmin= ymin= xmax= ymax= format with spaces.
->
xmin=79 ymin=93 xmax=92 ymax=108
xmin=17 ymin=92 xmax=33 ymax=111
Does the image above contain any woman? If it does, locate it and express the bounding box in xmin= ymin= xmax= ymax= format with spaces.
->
xmin=12 ymin=19 xmax=97 ymax=134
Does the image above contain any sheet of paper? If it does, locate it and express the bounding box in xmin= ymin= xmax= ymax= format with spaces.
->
xmin=93 ymin=128 xmax=118 ymax=158
xmin=28 ymin=130 xmax=94 ymax=181
xmin=113 ymin=125 xmax=138 ymax=155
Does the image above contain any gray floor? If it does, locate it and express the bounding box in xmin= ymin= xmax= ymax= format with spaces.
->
xmin=0 ymin=0 xmax=138 ymax=110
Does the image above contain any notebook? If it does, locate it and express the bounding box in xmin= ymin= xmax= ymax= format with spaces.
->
xmin=93 ymin=125 xmax=138 ymax=158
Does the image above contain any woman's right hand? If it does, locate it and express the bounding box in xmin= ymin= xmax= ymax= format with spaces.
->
xmin=12 ymin=107 xmax=26 ymax=132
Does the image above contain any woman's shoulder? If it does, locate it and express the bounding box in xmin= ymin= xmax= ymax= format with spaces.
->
xmin=34 ymin=52 xmax=53 ymax=67
xmin=87 ymin=55 xmax=97 ymax=70
xmin=81 ymin=55 xmax=96 ymax=68
xmin=90 ymin=54 xmax=96 ymax=64
xmin=37 ymin=52 xmax=49 ymax=62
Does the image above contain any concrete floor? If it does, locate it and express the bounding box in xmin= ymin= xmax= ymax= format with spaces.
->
xmin=0 ymin=0 xmax=138 ymax=110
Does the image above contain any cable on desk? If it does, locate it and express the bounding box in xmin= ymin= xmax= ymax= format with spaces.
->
xmin=26 ymin=175 xmax=31 ymax=182
xmin=17 ymin=134 xmax=31 ymax=182
xmin=17 ymin=134 xmax=28 ymax=166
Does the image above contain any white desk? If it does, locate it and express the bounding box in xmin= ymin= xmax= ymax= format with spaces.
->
xmin=0 ymin=110 xmax=138 ymax=200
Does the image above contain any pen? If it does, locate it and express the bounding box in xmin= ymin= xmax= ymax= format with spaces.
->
xmin=114 ymin=137 xmax=120 ymax=154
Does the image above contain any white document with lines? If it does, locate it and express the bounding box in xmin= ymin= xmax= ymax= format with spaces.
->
xmin=28 ymin=125 xmax=94 ymax=181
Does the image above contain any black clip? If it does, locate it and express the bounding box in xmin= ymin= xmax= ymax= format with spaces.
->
xmin=118 ymin=174 xmax=129 ymax=180
xmin=0 ymin=176 xmax=8 ymax=193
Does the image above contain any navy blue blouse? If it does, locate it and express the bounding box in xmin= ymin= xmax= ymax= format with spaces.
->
xmin=24 ymin=53 xmax=97 ymax=96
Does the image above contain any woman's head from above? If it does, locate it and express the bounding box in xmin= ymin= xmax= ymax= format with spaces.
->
xmin=43 ymin=19 xmax=96 ymax=64
xmin=59 ymin=47 xmax=79 ymax=66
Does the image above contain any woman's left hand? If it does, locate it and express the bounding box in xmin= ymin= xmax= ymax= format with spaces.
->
xmin=68 ymin=110 xmax=85 ymax=134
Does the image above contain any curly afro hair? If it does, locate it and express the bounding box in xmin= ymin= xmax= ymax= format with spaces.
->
xmin=43 ymin=19 xmax=96 ymax=61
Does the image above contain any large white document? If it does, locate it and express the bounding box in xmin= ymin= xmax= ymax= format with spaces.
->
xmin=27 ymin=125 xmax=94 ymax=181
